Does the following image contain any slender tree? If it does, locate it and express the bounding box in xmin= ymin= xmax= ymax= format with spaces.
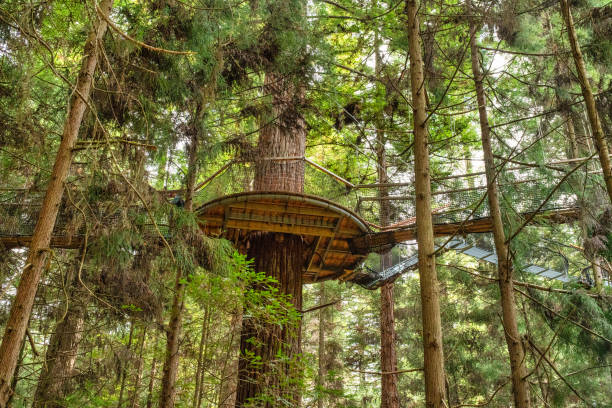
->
xmin=375 ymin=41 xmax=400 ymax=408
xmin=0 ymin=0 xmax=113 ymax=404
xmin=469 ymin=19 xmax=531 ymax=408
xmin=404 ymin=1 xmax=447 ymax=406
xmin=159 ymin=118 xmax=201 ymax=408
xmin=560 ymin=0 xmax=612 ymax=205
xmin=317 ymin=282 xmax=326 ymax=408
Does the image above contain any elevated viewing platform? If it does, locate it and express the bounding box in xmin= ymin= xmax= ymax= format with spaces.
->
xmin=0 ymin=156 xmax=599 ymax=287
xmin=196 ymin=191 xmax=370 ymax=283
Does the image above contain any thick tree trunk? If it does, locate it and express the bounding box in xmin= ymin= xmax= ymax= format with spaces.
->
xmin=0 ymin=1 xmax=112 ymax=404
xmin=560 ymin=0 xmax=612 ymax=204
xmin=235 ymin=72 xmax=306 ymax=407
xmin=404 ymin=1 xmax=447 ymax=406
xmin=237 ymin=233 xmax=304 ymax=407
xmin=469 ymin=23 xmax=531 ymax=408
xmin=33 ymin=262 xmax=88 ymax=408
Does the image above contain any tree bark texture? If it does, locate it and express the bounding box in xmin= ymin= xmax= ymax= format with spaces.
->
xmin=560 ymin=0 xmax=612 ymax=204
xmin=469 ymin=23 xmax=531 ymax=408
xmin=117 ymin=321 xmax=135 ymax=408
xmin=33 ymin=263 xmax=88 ymax=408
xmin=236 ymin=233 xmax=304 ymax=407
xmin=375 ymin=73 xmax=400 ymax=408
xmin=235 ymin=71 xmax=307 ymax=407
xmin=252 ymin=74 xmax=306 ymax=193
xmin=404 ymin=2 xmax=447 ymax=406
xmin=0 ymin=1 xmax=112 ymax=405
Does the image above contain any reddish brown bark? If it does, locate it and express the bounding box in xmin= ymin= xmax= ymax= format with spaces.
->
xmin=375 ymin=66 xmax=400 ymax=407
xmin=469 ymin=22 xmax=531 ymax=408
xmin=235 ymin=72 xmax=307 ymax=407
xmin=404 ymin=1 xmax=447 ymax=406
xmin=0 ymin=1 xmax=112 ymax=405
xmin=237 ymin=233 xmax=304 ymax=407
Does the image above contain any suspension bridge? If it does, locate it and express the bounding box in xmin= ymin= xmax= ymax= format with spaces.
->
xmin=0 ymin=156 xmax=604 ymax=289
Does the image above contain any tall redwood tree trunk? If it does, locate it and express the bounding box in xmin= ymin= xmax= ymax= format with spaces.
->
xmin=469 ymin=22 xmax=531 ymax=408
xmin=235 ymin=71 xmax=307 ymax=407
xmin=404 ymin=1 xmax=447 ymax=406
xmin=0 ymin=1 xmax=113 ymax=404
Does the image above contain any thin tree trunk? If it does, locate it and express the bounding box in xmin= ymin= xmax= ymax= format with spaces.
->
xmin=374 ymin=26 xmax=400 ymax=408
xmin=560 ymin=0 xmax=612 ymax=204
xmin=193 ymin=306 xmax=209 ymax=408
xmin=404 ymin=1 xmax=447 ymax=406
xmin=235 ymin=71 xmax=306 ymax=408
xmin=218 ymin=307 xmax=242 ymax=408
xmin=0 ymin=1 xmax=112 ymax=404
xmin=130 ymin=326 xmax=147 ymax=408
xmin=159 ymin=235 xmax=186 ymax=408
xmin=469 ymin=22 xmax=531 ymax=408
xmin=33 ymin=261 xmax=88 ymax=408
xmin=159 ymin=120 xmax=200 ymax=408
xmin=317 ymin=282 xmax=326 ymax=408
xmin=184 ymin=127 xmax=199 ymax=212
xmin=118 ymin=321 xmax=135 ymax=408
xmin=547 ymin=11 xmax=604 ymax=292
xmin=145 ymin=336 xmax=159 ymax=408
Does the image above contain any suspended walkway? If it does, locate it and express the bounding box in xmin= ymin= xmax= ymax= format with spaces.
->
xmin=350 ymin=238 xmax=573 ymax=290
xmin=0 ymin=156 xmax=600 ymax=287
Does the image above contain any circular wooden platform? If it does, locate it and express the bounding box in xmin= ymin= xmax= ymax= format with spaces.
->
xmin=196 ymin=191 xmax=370 ymax=283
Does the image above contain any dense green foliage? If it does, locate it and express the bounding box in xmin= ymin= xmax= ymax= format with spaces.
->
xmin=1 ymin=0 xmax=611 ymax=407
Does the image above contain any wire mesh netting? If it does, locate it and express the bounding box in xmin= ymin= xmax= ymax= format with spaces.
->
xmin=0 ymin=159 xmax=601 ymax=249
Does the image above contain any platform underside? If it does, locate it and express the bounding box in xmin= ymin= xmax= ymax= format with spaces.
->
xmin=196 ymin=191 xmax=371 ymax=283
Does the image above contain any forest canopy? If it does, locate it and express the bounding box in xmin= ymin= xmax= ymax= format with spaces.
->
xmin=0 ymin=0 xmax=611 ymax=407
